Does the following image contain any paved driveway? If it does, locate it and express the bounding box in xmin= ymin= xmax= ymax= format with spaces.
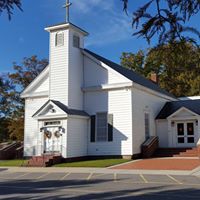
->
xmin=0 ymin=169 xmax=200 ymax=199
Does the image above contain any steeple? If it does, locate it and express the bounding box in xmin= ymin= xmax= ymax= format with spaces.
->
xmin=44 ymin=2 xmax=89 ymax=110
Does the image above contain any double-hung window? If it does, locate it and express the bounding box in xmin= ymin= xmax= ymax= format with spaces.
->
xmin=144 ymin=113 xmax=150 ymax=140
xmin=96 ymin=113 xmax=108 ymax=142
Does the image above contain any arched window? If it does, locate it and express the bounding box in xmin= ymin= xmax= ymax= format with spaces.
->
xmin=55 ymin=32 xmax=64 ymax=46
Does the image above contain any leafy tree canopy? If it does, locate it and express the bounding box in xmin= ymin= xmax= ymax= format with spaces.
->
xmin=122 ymin=0 xmax=200 ymax=44
xmin=0 ymin=0 xmax=22 ymax=19
xmin=121 ymin=41 xmax=200 ymax=97
xmin=0 ymin=56 xmax=48 ymax=141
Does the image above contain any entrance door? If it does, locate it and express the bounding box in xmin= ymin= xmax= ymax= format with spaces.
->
xmin=44 ymin=126 xmax=61 ymax=153
xmin=176 ymin=122 xmax=196 ymax=147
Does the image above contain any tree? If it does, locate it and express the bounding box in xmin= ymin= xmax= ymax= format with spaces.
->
xmin=121 ymin=41 xmax=200 ymax=97
xmin=0 ymin=56 xmax=48 ymax=141
xmin=0 ymin=0 xmax=22 ymax=19
xmin=0 ymin=117 xmax=9 ymax=142
xmin=122 ymin=0 xmax=200 ymax=44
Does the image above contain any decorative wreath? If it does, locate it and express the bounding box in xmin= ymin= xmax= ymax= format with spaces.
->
xmin=44 ymin=130 xmax=52 ymax=139
xmin=54 ymin=131 xmax=61 ymax=138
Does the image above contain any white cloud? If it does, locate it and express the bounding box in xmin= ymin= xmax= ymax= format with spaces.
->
xmin=77 ymin=1 xmax=133 ymax=47
xmin=86 ymin=16 xmax=132 ymax=47
xmin=73 ymin=0 xmax=114 ymax=13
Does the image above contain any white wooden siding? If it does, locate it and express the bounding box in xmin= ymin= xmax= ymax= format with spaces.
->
xmin=24 ymin=97 xmax=48 ymax=156
xmin=67 ymin=117 xmax=88 ymax=157
xmin=68 ymin=30 xmax=84 ymax=110
xmin=85 ymin=89 xmax=133 ymax=156
xmin=83 ymin=56 xmax=130 ymax=87
xmin=34 ymin=76 xmax=49 ymax=93
xmin=49 ymin=30 xmax=69 ymax=104
xmin=132 ymin=87 xmax=169 ymax=154
xmin=156 ymin=120 xmax=169 ymax=147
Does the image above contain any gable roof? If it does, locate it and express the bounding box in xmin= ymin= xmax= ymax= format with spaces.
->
xmin=51 ymin=100 xmax=89 ymax=117
xmin=84 ymin=49 xmax=175 ymax=99
xmin=32 ymin=100 xmax=89 ymax=118
xmin=156 ymin=99 xmax=200 ymax=119
xmin=21 ymin=65 xmax=49 ymax=98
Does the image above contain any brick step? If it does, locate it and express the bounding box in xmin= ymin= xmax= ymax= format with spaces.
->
xmin=27 ymin=154 xmax=62 ymax=167
xmin=174 ymin=154 xmax=198 ymax=157
xmin=185 ymin=150 xmax=198 ymax=153
xmin=153 ymin=148 xmax=197 ymax=158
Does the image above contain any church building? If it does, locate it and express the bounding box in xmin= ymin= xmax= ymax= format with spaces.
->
xmin=21 ymin=6 xmax=200 ymax=159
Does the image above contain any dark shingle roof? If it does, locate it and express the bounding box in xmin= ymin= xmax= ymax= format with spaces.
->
xmin=33 ymin=100 xmax=89 ymax=117
xmin=156 ymin=99 xmax=200 ymax=119
xmin=51 ymin=100 xmax=89 ymax=117
xmin=84 ymin=49 xmax=175 ymax=99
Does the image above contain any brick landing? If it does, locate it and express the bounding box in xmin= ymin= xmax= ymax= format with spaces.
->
xmin=111 ymin=158 xmax=200 ymax=171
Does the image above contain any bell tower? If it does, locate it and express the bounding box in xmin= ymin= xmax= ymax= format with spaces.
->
xmin=45 ymin=2 xmax=88 ymax=109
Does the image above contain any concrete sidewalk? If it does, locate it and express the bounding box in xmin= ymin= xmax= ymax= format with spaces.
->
xmin=1 ymin=166 xmax=200 ymax=176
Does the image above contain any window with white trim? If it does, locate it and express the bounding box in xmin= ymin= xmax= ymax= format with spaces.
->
xmin=144 ymin=113 xmax=150 ymax=140
xmin=44 ymin=121 xmax=61 ymax=127
xmin=96 ymin=113 xmax=108 ymax=142
xmin=55 ymin=32 xmax=64 ymax=46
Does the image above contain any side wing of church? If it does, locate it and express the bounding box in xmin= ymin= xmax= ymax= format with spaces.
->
xmin=21 ymin=22 xmax=200 ymax=159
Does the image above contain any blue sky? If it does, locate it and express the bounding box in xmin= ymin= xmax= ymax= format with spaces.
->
xmin=0 ymin=0 xmax=199 ymax=73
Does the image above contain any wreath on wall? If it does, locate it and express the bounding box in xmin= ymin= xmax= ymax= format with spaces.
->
xmin=44 ymin=130 xmax=52 ymax=139
xmin=54 ymin=131 xmax=61 ymax=138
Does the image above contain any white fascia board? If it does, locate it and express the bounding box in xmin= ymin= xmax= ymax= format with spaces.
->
xmin=21 ymin=91 xmax=49 ymax=98
xmin=167 ymin=107 xmax=199 ymax=119
xmin=21 ymin=66 xmax=49 ymax=98
xmin=45 ymin=23 xmax=89 ymax=36
xmin=82 ymin=82 xmax=133 ymax=92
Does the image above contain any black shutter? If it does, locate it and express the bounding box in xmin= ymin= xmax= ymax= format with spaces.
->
xmin=108 ymin=114 xmax=113 ymax=142
xmin=90 ymin=115 xmax=96 ymax=142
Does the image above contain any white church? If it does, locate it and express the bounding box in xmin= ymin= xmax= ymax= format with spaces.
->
xmin=21 ymin=13 xmax=200 ymax=159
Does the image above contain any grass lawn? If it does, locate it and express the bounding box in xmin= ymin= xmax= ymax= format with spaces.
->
xmin=0 ymin=159 xmax=28 ymax=167
xmin=54 ymin=159 xmax=131 ymax=168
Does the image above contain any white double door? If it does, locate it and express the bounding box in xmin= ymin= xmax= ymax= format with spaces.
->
xmin=175 ymin=121 xmax=197 ymax=147
xmin=44 ymin=126 xmax=61 ymax=153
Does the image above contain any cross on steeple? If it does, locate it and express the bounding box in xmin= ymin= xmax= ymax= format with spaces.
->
xmin=63 ymin=0 xmax=72 ymax=23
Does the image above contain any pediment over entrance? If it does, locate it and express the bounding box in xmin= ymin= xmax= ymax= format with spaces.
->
xmin=32 ymin=100 xmax=89 ymax=120
xmin=167 ymin=107 xmax=199 ymax=119
xmin=32 ymin=100 xmax=68 ymax=119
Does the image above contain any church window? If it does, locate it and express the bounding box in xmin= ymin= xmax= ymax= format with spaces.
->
xmin=96 ymin=113 xmax=108 ymax=142
xmin=55 ymin=32 xmax=64 ymax=46
xmin=144 ymin=113 xmax=150 ymax=140
xmin=73 ymin=35 xmax=80 ymax=48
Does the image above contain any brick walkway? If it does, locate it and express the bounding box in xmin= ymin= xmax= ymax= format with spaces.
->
xmin=112 ymin=158 xmax=200 ymax=171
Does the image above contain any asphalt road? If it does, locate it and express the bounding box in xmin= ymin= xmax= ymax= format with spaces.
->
xmin=0 ymin=171 xmax=200 ymax=199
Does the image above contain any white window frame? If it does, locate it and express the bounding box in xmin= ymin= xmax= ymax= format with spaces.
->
xmin=55 ymin=32 xmax=64 ymax=47
xmin=96 ymin=112 xmax=108 ymax=142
